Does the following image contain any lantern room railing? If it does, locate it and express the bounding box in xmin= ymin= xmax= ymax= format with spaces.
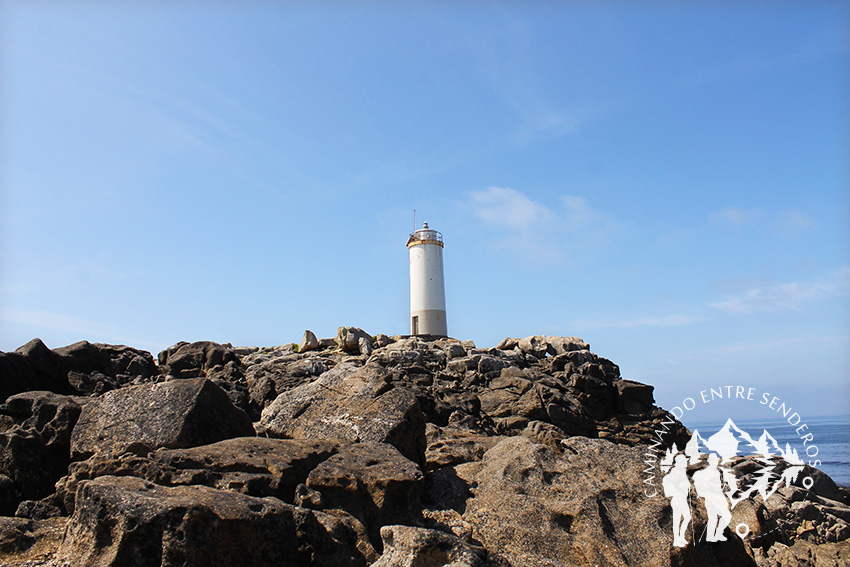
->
xmin=406 ymin=229 xmax=443 ymax=247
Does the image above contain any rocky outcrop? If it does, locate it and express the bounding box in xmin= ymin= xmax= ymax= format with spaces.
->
xmin=0 ymin=339 xmax=158 ymax=401
xmin=725 ymin=455 xmax=850 ymax=563
xmin=70 ymin=378 xmax=254 ymax=459
xmin=430 ymin=436 xmax=755 ymax=567
xmin=0 ymin=332 xmax=844 ymax=567
xmin=0 ymin=339 xmax=75 ymax=401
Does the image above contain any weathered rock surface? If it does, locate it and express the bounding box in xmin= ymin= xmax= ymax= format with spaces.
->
xmin=756 ymin=539 xmax=850 ymax=567
xmin=434 ymin=436 xmax=756 ymax=567
xmin=158 ymin=341 xmax=238 ymax=378
xmin=424 ymin=427 xmax=506 ymax=470
xmin=58 ymin=475 xmax=374 ymax=567
xmin=301 ymin=442 xmax=424 ymax=549
xmin=56 ymin=437 xmax=340 ymax=514
xmin=71 ymin=378 xmax=254 ymax=459
xmin=0 ymin=392 xmax=88 ymax=513
xmin=57 ymin=340 xmax=158 ymax=393
xmin=0 ymin=516 xmax=66 ymax=565
xmin=261 ymin=363 xmax=426 ymax=465
xmin=371 ymin=525 xmax=490 ymax=567
xmin=3 ymin=391 xmax=88 ymax=447
xmin=242 ymin=348 xmax=336 ymax=416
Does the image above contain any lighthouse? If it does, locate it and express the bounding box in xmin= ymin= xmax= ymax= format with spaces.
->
xmin=407 ymin=222 xmax=447 ymax=337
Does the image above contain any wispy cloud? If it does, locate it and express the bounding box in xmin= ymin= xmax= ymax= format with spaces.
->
xmin=708 ymin=206 xmax=816 ymax=236
xmin=468 ymin=186 xmax=555 ymax=230
xmin=709 ymin=207 xmax=766 ymax=226
xmin=465 ymin=187 xmax=614 ymax=266
xmin=577 ymin=313 xmax=705 ymax=330
xmin=705 ymin=335 xmax=849 ymax=355
xmin=575 ymin=268 xmax=849 ymax=331
xmin=710 ymin=268 xmax=849 ymax=315
xmin=666 ymin=335 xmax=849 ymax=367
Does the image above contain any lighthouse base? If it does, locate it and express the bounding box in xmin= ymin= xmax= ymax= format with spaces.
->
xmin=410 ymin=309 xmax=447 ymax=337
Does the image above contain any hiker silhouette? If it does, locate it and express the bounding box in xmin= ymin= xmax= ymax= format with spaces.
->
xmin=693 ymin=453 xmax=732 ymax=542
xmin=662 ymin=453 xmax=692 ymax=547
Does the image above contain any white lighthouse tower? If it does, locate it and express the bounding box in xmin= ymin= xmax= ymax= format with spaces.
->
xmin=407 ymin=222 xmax=447 ymax=337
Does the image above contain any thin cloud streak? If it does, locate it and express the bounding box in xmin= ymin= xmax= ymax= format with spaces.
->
xmin=710 ymin=268 xmax=849 ymax=315
xmin=706 ymin=335 xmax=849 ymax=354
xmin=666 ymin=335 xmax=850 ymax=366
xmin=708 ymin=206 xmax=816 ymax=235
xmin=577 ymin=314 xmax=705 ymax=330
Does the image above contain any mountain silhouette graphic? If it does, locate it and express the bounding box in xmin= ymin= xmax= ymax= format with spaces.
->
xmin=698 ymin=418 xmax=801 ymax=464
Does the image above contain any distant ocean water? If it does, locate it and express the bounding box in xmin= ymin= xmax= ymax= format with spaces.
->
xmin=687 ymin=415 xmax=850 ymax=488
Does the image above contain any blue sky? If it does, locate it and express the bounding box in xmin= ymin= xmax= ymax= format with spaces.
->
xmin=1 ymin=1 xmax=848 ymax=421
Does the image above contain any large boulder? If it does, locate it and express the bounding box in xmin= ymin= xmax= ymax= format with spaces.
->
xmin=154 ymin=437 xmax=340 ymax=502
xmin=70 ymin=378 xmax=254 ymax=460
xmin=336 ymin=327 xmax=373 ymax=355
xmin=479 ymin=378 xmax=595 ymax=437
xmin=299 ymin=330 xmax=320 ymax=353
xmin=260 ymin=363 xmax=426 ymax=465
xmin=57 ymin=475 xmax=375 ymax=567
xmin=545 ymin=335 xmax=590 ymax=355
xmin=302 ymin=442 xmax=424 ymax=550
